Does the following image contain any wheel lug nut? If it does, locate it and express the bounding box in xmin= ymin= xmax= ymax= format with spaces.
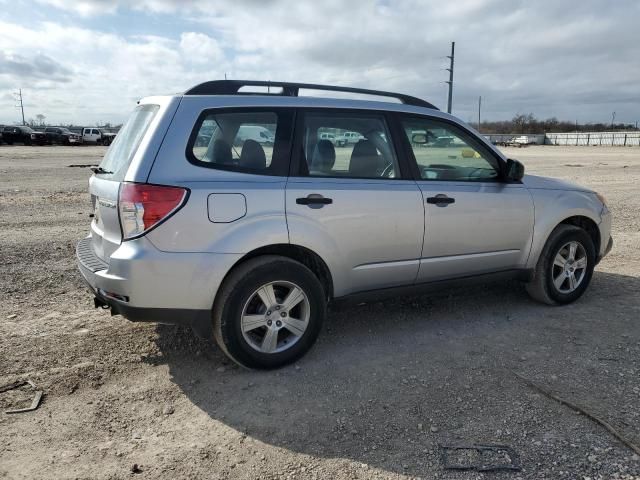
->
xmin=276 ymin=320 xmax=282 ymax=327
xmin=266 ymin=311 xmax=271 ymax=316
xmin=275 ymin=306 xmax=280 ymax=310
xmin=280 ymin=312 xmax=287 ymax=317
xmin=267 ymin=320 xmax=272 ymax=326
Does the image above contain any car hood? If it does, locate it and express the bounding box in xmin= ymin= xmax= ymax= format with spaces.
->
xmin=522 ymin=174 xmax=593 ymax=193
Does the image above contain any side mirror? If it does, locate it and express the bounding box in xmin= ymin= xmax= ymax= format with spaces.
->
xmin=506 ymin=158 xmax=525 ymax=182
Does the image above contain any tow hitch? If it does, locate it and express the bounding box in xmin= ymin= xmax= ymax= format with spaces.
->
xmin=94 ymin=296 xmax=110 ymax=309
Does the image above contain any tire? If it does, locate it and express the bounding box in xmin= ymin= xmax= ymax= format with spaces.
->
xmin=213 ymin=255 xmax=326 ymax=369
xmin=526 ymin=224 xmax=596 ymax=305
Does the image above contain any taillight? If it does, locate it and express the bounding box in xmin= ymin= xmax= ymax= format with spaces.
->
xmin=118 ymin=183 xmax=188 ymax=240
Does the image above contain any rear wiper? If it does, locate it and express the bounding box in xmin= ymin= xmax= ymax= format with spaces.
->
xmin=90 ymin=166 xmax=113 ymax=174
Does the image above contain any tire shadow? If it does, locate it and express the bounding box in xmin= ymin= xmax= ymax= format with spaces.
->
xmin=150 ymin=271 xmax=640 ymax=477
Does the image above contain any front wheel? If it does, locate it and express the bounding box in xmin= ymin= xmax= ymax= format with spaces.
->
xmin=213 ymin=256 xmax=326 ymax=369
xmin=526 ymin=225 xmax=596 ymax=305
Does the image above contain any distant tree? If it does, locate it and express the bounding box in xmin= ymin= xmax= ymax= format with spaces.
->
xmin=512 ymin=113 xmax=537 ymax=133
xmin=36 ymin=114 xmax=46 ymax=126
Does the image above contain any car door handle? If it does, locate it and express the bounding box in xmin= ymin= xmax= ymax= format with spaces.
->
xmin=296 ymin=195 xmax=333 ymax=207
xmin=426 ymin=195 xmax=455 ymax=206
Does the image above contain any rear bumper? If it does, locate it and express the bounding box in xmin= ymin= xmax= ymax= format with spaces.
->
xmin=90 ymin=287 xmax=212 ymax=337
xmin=76 ymin=235 xmax=242 ymax=336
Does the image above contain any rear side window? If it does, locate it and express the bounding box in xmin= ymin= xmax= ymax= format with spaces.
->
xmin=187 ymin=109 xmax=293 ymax=176
xmin=297 ymin=112 xmax=399 ymax=179
xmin=98 ymin=104 xmax=159 ymax=181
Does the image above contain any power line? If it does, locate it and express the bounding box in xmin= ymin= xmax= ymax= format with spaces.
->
xmin=445 ymin=42 xmax=455 ymax=114
xmin=14 ymin=89 xmax=25 ymax=125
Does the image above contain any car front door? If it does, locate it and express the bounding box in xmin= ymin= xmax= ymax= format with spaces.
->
xmin=84 ymin=128 xmax=97 ymax=143
xmin=398 ymin=115 xmax=534 ymax=282
xmin=285 ymin=110 xmax=424 ymax=297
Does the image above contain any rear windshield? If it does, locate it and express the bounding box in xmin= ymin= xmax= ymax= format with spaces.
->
xmin=98 ymin=104 xmax=159 ymax=181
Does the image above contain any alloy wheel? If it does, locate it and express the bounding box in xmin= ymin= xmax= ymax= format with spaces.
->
xmin=240 ymin=281 xmax=310 ymax=354
xmin=551 ymin=241 xmax=588 ymax=293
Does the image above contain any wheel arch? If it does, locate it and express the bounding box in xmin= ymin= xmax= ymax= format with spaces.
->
xmin=558 ymin=215 xmax=600 ymax=255
xmin=214 ymin=244 xmax=334 ymax=306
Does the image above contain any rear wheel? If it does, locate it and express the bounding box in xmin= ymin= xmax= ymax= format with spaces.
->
xmin=213 ymin=256 xmax=326 ymax=369
xmin=526 ymin=225 xmax=595 ymax=305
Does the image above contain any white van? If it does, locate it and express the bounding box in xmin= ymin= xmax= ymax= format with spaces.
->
xmin=235 ymin=125 xmax=275 ymax=146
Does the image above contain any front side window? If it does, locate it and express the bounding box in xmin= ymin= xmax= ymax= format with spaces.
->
xmin=401 ymin=117 xmax=500 ymax=181
xmin=298 ymin=112 xmax=398 ymax=179
xmin=190 ymin=111 xmax=285 ymax=174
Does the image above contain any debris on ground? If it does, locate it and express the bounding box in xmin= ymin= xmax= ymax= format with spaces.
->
xmin=1 ymin=379 xmax=44 ymax=414
xmin=440 ymin=444 xmax=521 ymax=471
xmin=514 ymin=371 xmax=640 ymax=456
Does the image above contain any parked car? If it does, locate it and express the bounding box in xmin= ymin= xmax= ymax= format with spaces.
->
xmin=82 ymin=127 xmax=116 ymax=145
xmin=44 ymin=127 xmax=82 ymax=145
xmin=30 ymin=130 xmax=47 ymax=145
xmin=0 ymin=125 xmax=5 ymax=144
xmin=2 ymin=126 xmax=36 ymax=145
xmin=76 ymin=80 xmax=613 ymax=369
xmin=334 ymin=130 xmax=363 ymax=147
xmin=319 ymin=132 xmax=336 ymax=144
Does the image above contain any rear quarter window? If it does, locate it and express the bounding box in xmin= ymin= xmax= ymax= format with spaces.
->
xmin=98 ymin=104 xmax=159 ymax=181
xmin=187 ymin=108 xmax=293 ymax=176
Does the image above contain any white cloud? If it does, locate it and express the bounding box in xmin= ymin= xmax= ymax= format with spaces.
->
xmin=180 ymin=32 xmax=224 ymax=64
xmin=2 ymin=0 xmax=640 ymax=125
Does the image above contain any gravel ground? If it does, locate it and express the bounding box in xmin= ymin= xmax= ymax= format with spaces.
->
xmin=0 ymin=145 xmax=639 ymax=480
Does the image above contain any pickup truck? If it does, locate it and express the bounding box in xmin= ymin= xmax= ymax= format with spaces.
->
xmin=82 ymin=128 xmax=116 ymax=145
xmin=44 ymin=127 xmax=82 ymax=145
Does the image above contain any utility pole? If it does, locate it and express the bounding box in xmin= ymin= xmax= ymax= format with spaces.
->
xmin=611 ymin=111 xmax=616 ymax=130
xmin=477 ymin=96 xmax=482 ymax=131
xmin=445 ymin=42 xmax=455 ymax=114
xmin=15 ymin=89 xmax=25 ymax=125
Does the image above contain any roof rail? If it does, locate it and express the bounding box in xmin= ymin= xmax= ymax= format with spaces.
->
xmin=184 ymin=80 xmax=438 ymax=110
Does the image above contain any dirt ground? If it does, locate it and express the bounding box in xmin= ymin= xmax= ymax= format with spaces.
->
xmin=1 ymin=145 xmax=639 ymax=480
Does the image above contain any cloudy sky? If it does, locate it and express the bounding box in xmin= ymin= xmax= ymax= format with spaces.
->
xmin=0 ymin=0 xmax=638 ymax=126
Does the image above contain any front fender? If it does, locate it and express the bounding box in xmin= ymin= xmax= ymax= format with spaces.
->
xmin=526 ymin=188 xmax=603 ymax=268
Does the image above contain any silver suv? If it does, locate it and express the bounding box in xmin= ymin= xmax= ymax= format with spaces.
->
xmin=77 ymin=80 xmax=613 ymax=369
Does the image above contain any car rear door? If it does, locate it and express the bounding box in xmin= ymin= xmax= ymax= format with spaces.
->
xmin=88 ymin=101 xmax=170 ymax=261
xmin=285 ymin=109 xmax=424 ymax=297
xmin=397 ymin=114 xmax=534 ymax=282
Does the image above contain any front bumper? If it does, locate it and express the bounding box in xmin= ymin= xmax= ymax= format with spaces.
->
xmin=76 ymin=235 xmax=241 ymax=337
xmin=596 ymin=207 xmax=613 ymax=264
xmin=596 ymin=236 xmax=613 ymax=264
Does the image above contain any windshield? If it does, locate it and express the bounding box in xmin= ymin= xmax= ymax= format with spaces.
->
xmin=98 ymin=104 xmax=159 ymax=180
